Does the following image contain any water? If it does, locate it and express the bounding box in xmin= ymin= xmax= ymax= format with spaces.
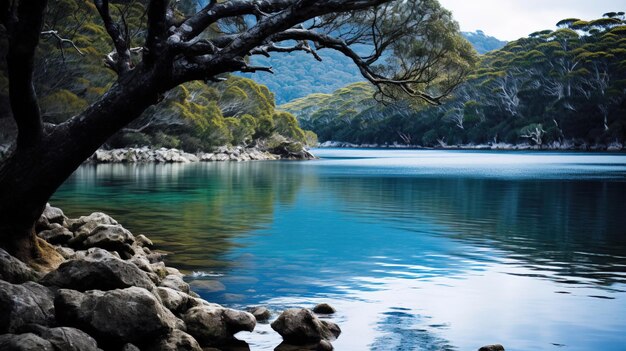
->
xmin=51 ymin=149 xmax=626 ymax=351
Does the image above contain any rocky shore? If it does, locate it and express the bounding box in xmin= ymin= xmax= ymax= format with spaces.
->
xmin=318 ymin=140 xmax=625 ymax=151
xmin=1 ymin=204 xmax=504 ymax=351
xmin=0 ymin=204 xmax=341 ymax=351
xmin=87 ymin=145 xmax=316 ymax=164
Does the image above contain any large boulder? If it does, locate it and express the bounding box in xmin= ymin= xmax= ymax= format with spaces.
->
xmin=271 ymin=309 xmax=341 ymax=345
xmin=0 ymin=281 xmax=56 ymax=333
xmin=41 ymin=249 xmax=154 ymax=291
xmin=22 ymin=325 xmax=101 ymax=351
xmin=183 ymin=306 xmax=255 ymax=346
xmin=0 ymin=248 xmax=41 ymax=283
xmin=0 ymin=333 xmax=55 ymax=351
xmin=67 ymin=212 xmax=118 ymax=236
xmin=55 ymin=287 xmax=177 ymax=347
xmin=38 ymin=224 xmax=74 ymax=245
xmin=145 ymin=330 xmax=202 ymax=351
xmin=70 ymin=224 xmax=135 ymax=258
xmin=159 ymin=274 xmax=190 ymax=293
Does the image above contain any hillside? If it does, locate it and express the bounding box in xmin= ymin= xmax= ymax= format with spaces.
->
xmin=247 ymin=31 xmax=505 ymax=104
xmin=279 ymin=14 xmax=626 ymax=148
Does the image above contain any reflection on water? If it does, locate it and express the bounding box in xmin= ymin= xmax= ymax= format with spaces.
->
xmin=52 ymin=150 xmax=626 ymax=351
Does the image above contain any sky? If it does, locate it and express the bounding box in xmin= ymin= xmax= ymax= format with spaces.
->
xmin=438 ymin=0 xmax=625 ymax=41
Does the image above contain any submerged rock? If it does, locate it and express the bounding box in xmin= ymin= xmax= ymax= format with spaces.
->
xmin=0 ymin=281 xmax=56 ymax=333
xmin=246 ymin=306 xmax=271 ymax=322
xmin=271 ymin=309 xmax=340 ymax=345
xmin=312 ymin=303 xmax=336 ymax=315
xmin=183 ymin=306 xmax=255 ymax=346
xmin=55 ymin=287 xmax=177 ymax=347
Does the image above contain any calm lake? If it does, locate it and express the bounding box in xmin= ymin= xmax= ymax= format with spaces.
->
xmin=51 ymin=149 xmax=626 ymax=351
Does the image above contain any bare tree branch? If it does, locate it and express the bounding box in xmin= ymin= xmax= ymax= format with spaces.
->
xmin=94 ymin=0 xmax=132 ymax=75
xmin=40 ymin=30 xmax=85 ymax=59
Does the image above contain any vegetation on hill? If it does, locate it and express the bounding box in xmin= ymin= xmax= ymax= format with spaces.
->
xmin=248 ymin=31 xmax=504 ymax=104
xmin=0 ymin=0 xmax=311 ymax=152
xmin=280 ymin=13 xmax=626 ymax=148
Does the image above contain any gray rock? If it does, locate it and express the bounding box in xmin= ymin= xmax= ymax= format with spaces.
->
xmin=271 ymin=309 xmax=341 ymax=345
xmin=0 ymin=281 xmax=55 ymax=333
xmin=55 ymin=287 xmax=177 ymax=347
xmin=38 ymin=226 xmax=74 ymax=244
xmin=160 ymin=274 xmax=190 ymax=293
xmin=312 ymin=303 xmax=336 ymax=315
xmin=0 ymin=248 xmax=40 ymax=283
xmin=81 ymin=224 xmax=135 ymax=256
xmin=246 ymin=306 xmax=271 ymax=322
xmin=145 ymin=330 xmax=202 ymax=351
xmin=0 ymin=333 xmax=55 ymax=351
xmin=157 ymin=287 xmax=190 ymax=314
xmin=479 ymin=345 xmax=505 ymax=351
xmin=23 ymin=325 xmax=101 ymax=351
xmin=41 ymin=203 xmax=67 ymax=225
xmin=41 ymin=252 xmax=154 ymax=291
xmin=54 ymin=245 xmax=76 ymax=259
xmin=67 ymin=212 xmax=118 ymax=235
xmin=121 ymin=344 xmax=141 ymax=351
xmin=135 ymin=234 xmax=154 ymax=248
xmin=183 ymin=306 xmax=255 ymax=346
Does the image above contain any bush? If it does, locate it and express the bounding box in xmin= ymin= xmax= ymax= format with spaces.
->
xmin=151 ymin=131 xmax=181 ymax=149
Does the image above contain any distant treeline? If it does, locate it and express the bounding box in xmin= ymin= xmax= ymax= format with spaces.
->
xmin=281 ymin=13 xmax=626 ymax=148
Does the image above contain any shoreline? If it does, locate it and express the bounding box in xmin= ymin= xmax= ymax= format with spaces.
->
xmin=317 ymin=140 xmax=625 ymax=152
xmin=87 ymin=145 xmax=316 ymax=164
xmin=0 ymin=205 xmax=343 ymax=351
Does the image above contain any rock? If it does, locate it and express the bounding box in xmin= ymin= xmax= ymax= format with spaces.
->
xmin=38 ymin=226 xmax=74 ymax=244
xmin=157 ymin=287 xmax=190 ymax=314
xmin=478 ymin=345 xmax=505 ymax=351
xmin=55 ymin=287 xmax=177 ymax=347
xmin=0 ymin=248 xmax=41 ymax=283
xmin=54 ymin=245 xmax=76 ymax=259
xmin=70 ymin=224 xmax=135 ymax=258
xmin=135 ymin=234 xmax=154 ymax=248
xmin=189 ymin=279 xmax=226 ymax=292
xmin=312 ymin=303 xmax=336 ymax=315
xmin=183 ymin=306 xmax=255 ymax=346
xmin=271 ymin=309 xmax=341 ymax=345
xmin=0 ymin=333 xmax=55 ymax=351
xmin=22 ymin=325 xmax=101 ymax=351
xmin=145 ymin=330 xmax=202 ymax=351
xmin=160 ymin=274 xmax=190 ymax=293
xmin=41 ymin=252 xmax=155 ymax=291
xmin=275 ymin=340 xmax=333 ymax=351
xmin=67 ymin=212 xmax=118 ymax=235
xmin=0 ymin=281 xmax=55 ymax=333
xmin=246 ymin=306 xmax=271 ymax=322
xmin=165 ymin=267 xmax=183 ymax=277
xmin=41 ymin=203 xmax=67 ymax=225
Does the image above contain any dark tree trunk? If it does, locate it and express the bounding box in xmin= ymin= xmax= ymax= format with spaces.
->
xmin=0 ymin=65 xmax=167 ymax=267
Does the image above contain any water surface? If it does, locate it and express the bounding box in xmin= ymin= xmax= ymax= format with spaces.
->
xmin=52 ymin=149 xmax=626 ymax=351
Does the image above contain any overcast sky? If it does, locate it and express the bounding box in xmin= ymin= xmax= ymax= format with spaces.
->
xmin=438 ymin=0 xmax=625 ymax=41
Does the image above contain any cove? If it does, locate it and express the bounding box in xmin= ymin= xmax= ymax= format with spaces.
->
xmin=51 ymin=149 xmax=626 ymax=351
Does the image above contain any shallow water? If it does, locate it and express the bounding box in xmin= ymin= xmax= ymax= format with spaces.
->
xmin=52 ymin=149 xmax=626 ymax=351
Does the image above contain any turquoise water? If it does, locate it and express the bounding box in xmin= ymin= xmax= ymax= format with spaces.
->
xmin=52 ymin=149 xmax=626 ymax=351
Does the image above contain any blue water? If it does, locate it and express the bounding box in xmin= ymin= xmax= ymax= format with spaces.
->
xmin=52 ymin=149 xmax=626 ymax=351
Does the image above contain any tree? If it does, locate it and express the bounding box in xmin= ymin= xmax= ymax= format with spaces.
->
xmin=0 ymin=0 xmax=475 ymax=266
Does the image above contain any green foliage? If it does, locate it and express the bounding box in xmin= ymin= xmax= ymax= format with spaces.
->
xmin=281 ymin=13 xmax=626 ymax=147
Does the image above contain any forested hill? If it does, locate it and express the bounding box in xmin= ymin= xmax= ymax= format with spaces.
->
xmin=280 ymin=13 xmax=626 ymax=148
xmin=246 ymin=31 xmax=505 ymax=104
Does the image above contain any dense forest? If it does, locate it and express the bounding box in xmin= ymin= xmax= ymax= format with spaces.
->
xmin=246 ymin=31 xmax=505 ymax=104
xmin=281 ymin=13 xmax=626 ymax=148
xmin=0 ymin=0 xmax=312 ymax=153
